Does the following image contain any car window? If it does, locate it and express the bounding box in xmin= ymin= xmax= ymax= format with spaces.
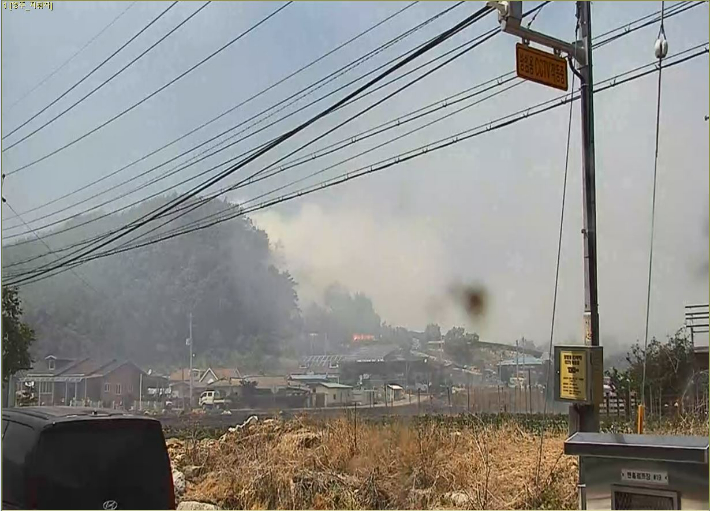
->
xmin=1 ymin=419 xmax=8 ymax=439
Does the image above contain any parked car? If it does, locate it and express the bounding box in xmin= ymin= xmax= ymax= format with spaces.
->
xmin=198 ymin=389 xmax=228 ymax=410
xmin=2 ymin=406 xmax=175 ymax=510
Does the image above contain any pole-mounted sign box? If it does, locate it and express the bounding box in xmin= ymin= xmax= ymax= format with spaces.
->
xmin=554 ymin=345 xmax=603 ymax=404
xmin=515 ymin=43 xmax=569 ymax=91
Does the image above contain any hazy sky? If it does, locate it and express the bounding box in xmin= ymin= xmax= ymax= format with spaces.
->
xmin=2 ymin=1 xmax=708 ymax=353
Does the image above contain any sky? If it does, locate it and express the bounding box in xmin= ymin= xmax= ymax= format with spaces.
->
xmin=1 ymin=1 xmax=708 ymax=354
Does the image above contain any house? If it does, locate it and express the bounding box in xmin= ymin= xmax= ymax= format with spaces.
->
xmin=17 ymin=355 xmax=151 ymax=410
xmin=288 ymin=373 xmax=339 ymax=387
xmin=311 ymin=382 xmax=353 ymax=407
xmin=338 ymin=344 xmax=438 ymax=390
xmin=167 ymin=367 xmax=243 ymax=401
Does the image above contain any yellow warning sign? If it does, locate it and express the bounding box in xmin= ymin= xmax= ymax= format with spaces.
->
xmin=516 ymin=43 xmax=569 ymax=91
xmin=560 ymin=350 xmax=587 ymax=401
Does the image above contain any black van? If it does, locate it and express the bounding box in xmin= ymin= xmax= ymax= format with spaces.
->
xmin=2 ymin=407 xmax=175 ymax=510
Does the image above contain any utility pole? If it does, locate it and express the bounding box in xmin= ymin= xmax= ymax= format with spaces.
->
xmin=571 ymin=0 xmax=600 ymax=433
xmin=187 ymin=312 xmax=193 ymax=408
xmin=516 ymin=339 xmax=520 ymax=413
xmin=487 ymin=1 xmax=600 ymax=433
xmin=515 ymin=339 xmax=520 ymax=383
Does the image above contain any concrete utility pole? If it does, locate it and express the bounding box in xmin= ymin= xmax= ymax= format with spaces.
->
xmin=571 ymin=0 xmax=600 ymax=433
xmin=188 ymin=312 xmax=193 ymax=407
xmin=487 ymin=1 xmax=600 ymax=432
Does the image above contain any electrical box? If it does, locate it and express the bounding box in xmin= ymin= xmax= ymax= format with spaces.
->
xmin=564 ymin=433 xmax=709 ymax=509
xmin=553 ymin=345 xmax=603 ymax=405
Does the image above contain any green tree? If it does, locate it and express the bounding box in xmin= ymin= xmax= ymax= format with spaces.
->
xmin=2 ymin=286 xmax=35 ymax=383
xmin=304 ymin=283 xmax=382 ymax=348
xmin=2 ymin=195 xmax=301 ymax=367
xmin=606 ymin=329 xmax=695 ymax=406
xmin=444 ymin=327 xmax=479 ymax=365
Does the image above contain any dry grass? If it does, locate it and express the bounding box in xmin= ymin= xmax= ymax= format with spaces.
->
xmin=167 ymin=413 xmax=706 ymax=509
xmin=168 ymin=416 xmax=578 ymax=509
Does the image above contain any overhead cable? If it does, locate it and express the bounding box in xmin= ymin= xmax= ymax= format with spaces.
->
xmin=1 ymin=1 xmax=453 ymax=225
xmin=4 ymin=5 xmax=497 ymax=283
xmin=9 ymin=41 xmax=706 ymax=285
xmin=2 ymin=2 xmax=212 ymax=152
xmin=640 ymin=0 xmax=669 ymax=431
xmin=2 ymin=2 xmax=178 ymax=143
xmin=4 ymin=0 xmax=689 ymax=231
xmin=3 ymin=24 xmax=502 ymax=243
xmin=3 ymin=1 xmax=137 ymax=115
xmin=4 ymin=1 xmax=293 ymax=174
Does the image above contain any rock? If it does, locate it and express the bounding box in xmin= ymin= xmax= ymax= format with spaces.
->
xmin=172 ymin=469 xmax=186 ymax=498
xmin=442 ymin=491 xmax=472 ymax=508
xmin=177 ymin=501 xmax=219 ymax=510
xmin=166 ymin=438 xmax=184 ymax=448
xmin=227 ymin=415 xmax=259 ymax=434
xmin=182 ymin=465 xmax=201 ymax=479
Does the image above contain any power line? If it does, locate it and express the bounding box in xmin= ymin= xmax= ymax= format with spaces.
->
xmin=593 ymin=0 xmax=702 ymax=49
xmin=3 ymin=24 xmax=499 ymax=243
xmin=67 ymin=32 xmax=507 ymax=261
xmin=2 ymin=199 xmax=101 ymax=295
xmin=83 ymin=45 xmax=710 ymax=267
xmin=1 ymin=1 xmax=453 ymax=226
xmin=4 ymin=0 xmax=695 ymax=248
xmin=133 ymin=46 xmax=704 ymax=253
xmin=641 ymin=0 xmax=669 ymax=421
xmin=3 ymin=1 xmax=685 ymax=261
xmin=3 ymin=2 xmax=137 ymax=116
xmin=2 ymin=2 xmax=212 ymax=152
xmin=3 ymin=1 xmax=293 ymax=175
xmin=2 ymin=2 xmax=178 ymax=144
xmin=4 ymin=0 xmax=688 ymax=231
xmin=2 ymin=69 xmax=520 ymax=270
xmin=526 ymin=0 xmax=550 ymax=28
xmin=2 ymin=5 xmax=490 ymax=248
xmin=4 ymin=5 xmax=497 ymax=284
xmin=0 ymin=1 xmax=688 ymax=249
xmin=9 ymin=42 xmax=706 ymax=285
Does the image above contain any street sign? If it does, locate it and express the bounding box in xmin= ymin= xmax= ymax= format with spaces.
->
xmin=621 ymin=469 xmax=669 ymax=486
xmin=516 ymin=43 xmax=568 ymax=91
xmin=554 ymin=345 xmax=604 ymax=404
xmin=560 ymin=349 xmax=587 ymax=401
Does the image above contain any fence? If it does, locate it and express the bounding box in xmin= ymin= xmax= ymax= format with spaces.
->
xmin=445 ymin=386 xmax=569 ymax=414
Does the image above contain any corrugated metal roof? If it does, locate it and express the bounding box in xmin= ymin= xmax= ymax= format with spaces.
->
xmin=498 ymin=356 xmax=545 ymax=367
xmin=343 ymin=344 xmax=402 ymax=362
xmin=289 ymin=374 xmax=332 ymax=381
xmin=299 ymin=355 xmax=345 ymax=366
xmin=316 ymin=382 xmax=352 ymax=389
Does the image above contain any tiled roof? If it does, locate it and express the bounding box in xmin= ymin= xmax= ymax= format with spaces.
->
xmin=22 ymin=357 xmax=145 ymax=379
